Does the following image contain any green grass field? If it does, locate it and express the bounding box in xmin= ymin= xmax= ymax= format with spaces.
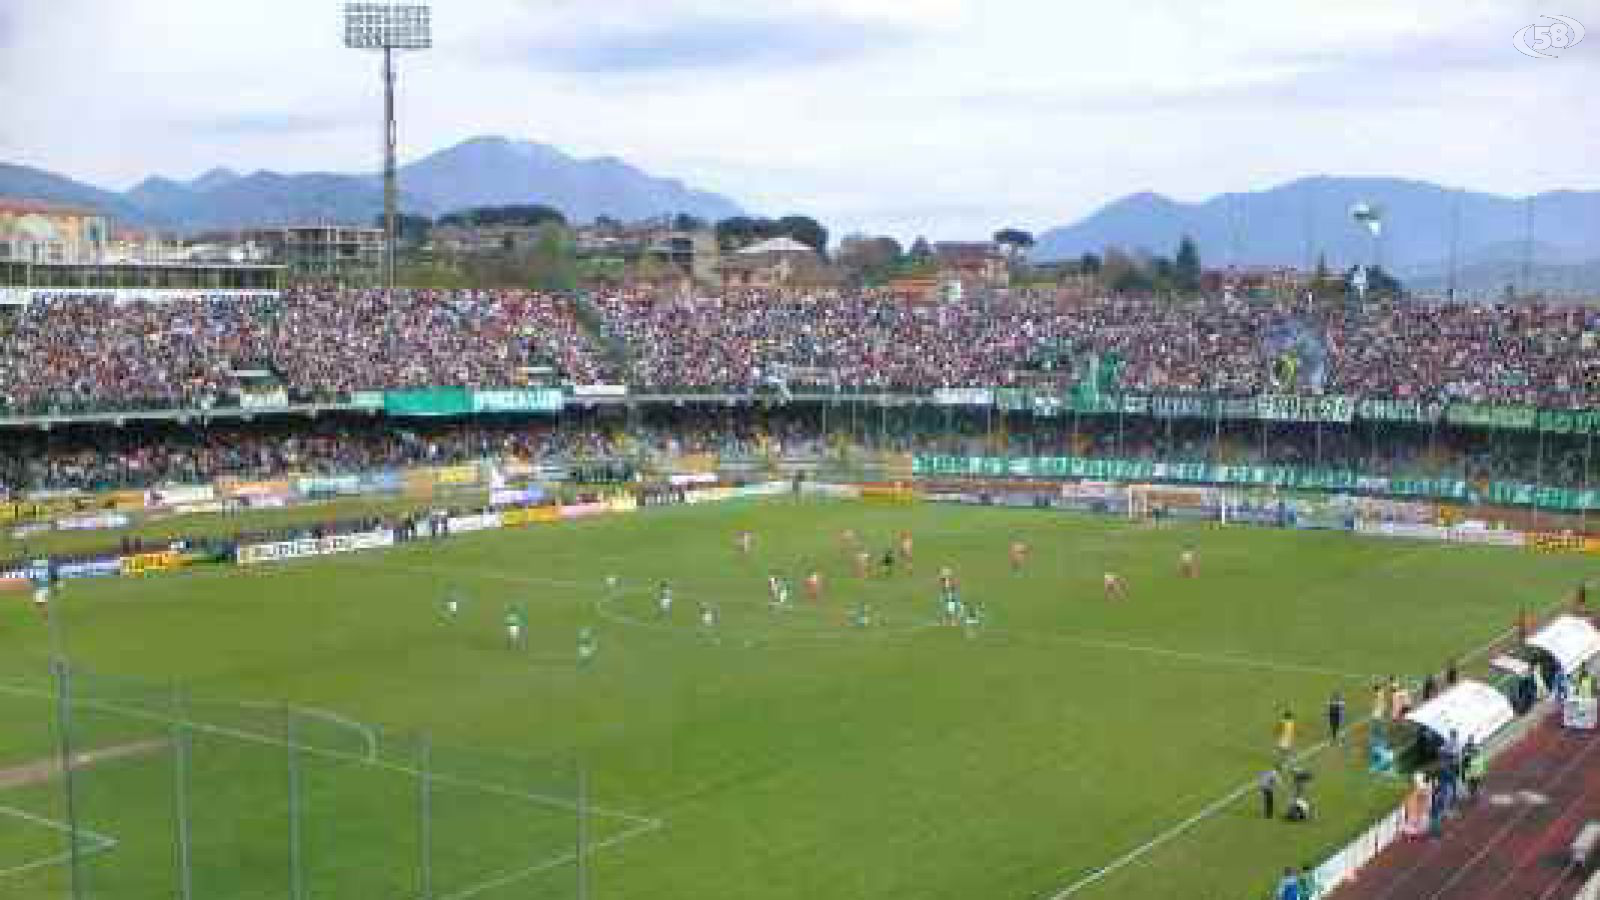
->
xmin=0 ymin=499 xmax=1589 ymax=900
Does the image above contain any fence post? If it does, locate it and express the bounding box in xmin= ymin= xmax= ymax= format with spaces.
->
xmin=418 ymin=734 xmax=433 ymax=900
xmin=52 ymin=658 xmax=86 ymax=900
xmin=172 ymin=684 xmax=194 ymax=900
xmin=286 ymin=704 xmax=305 ymax=900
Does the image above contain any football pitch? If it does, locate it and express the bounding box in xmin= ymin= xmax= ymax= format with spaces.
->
xmin=1 ymin=498 xmax=1590 ymax=900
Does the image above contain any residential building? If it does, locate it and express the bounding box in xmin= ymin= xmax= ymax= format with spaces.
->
xmin=0 ymin=198 xmax=109 ymax=265
xmin=242 ymin=226 xmax=383 ymax=279
xmin=933 ymin=241 xmax=1010 ymax=290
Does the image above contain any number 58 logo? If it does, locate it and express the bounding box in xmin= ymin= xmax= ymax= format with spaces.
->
xmin=1514 ymin=15 xmax=1585 ymax=58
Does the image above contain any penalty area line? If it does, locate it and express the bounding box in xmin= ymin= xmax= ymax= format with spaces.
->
xmin=0 ymin=804 xmax=119 ymax=879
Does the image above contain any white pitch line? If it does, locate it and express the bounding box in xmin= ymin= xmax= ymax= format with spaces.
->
xmin=0 ymin=804 xmax=119 ymax=880
xmin=1040 ymin=740 xmax=1332 ymax=900
xmin=438 ymin=818 xmax=662 ymax=900
xmin=0 ymin=682 xmax=658 ymax=829
xmin=1002 ymin=629 xmax=1373 ymax=681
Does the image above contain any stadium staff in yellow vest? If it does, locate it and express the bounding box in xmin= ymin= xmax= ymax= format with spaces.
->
xmin=1275 ymin=710 xmax=1296 ymax=767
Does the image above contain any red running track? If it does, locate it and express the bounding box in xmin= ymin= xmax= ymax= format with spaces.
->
xmin=1330 ymin=713 xmax=1600 ymax=900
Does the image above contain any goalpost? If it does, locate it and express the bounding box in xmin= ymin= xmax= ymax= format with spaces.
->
xmin=1126 ymin=484 xmax=1227 ymax=522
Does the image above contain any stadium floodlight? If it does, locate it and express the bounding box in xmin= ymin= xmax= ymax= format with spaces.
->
xmin=344 ymin=3 xmax=432 ymax=293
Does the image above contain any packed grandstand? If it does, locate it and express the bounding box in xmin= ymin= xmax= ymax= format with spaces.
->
xmin=2 ymin=289 xmax=1600 ymax=500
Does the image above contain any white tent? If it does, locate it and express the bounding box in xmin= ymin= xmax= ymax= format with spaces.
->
xmin=1404 ymin=680 xmax=1515 ymax=746
xmin=1527 ymin=615 xmax=1600 ymax=675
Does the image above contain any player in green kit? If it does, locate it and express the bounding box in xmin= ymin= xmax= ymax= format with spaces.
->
xmin=577 ymin=626 xmax=598 ymax=667
xmin=852 ymin=600 xmax=874 ymax=628
xmin=656 ymin=581 xmax=674 ymax=618
xmin=504 ymin=605 xmax=527 ymax=649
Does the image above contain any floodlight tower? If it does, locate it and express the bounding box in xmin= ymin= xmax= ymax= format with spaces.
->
xmin=344 ymin=2 xmax=431 ymax=292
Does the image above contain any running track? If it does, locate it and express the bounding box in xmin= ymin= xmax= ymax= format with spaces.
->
xmin=1330 ymin=712 xmax=1600 ymax=900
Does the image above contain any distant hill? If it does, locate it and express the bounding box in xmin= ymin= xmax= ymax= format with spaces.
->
xmin=0 ymin=163 xmax=161 ymax=226
xmin=399 ymin=136 xmax=744 ymax=224
xmin=1034 ymin=177 xmax=1600 ymax=292
xmin=0 ymin=135 xmax=746 ymax=232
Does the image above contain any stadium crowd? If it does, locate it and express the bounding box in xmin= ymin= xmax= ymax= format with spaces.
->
xmin=0 ymin=289 xmax=609 ymax=414
xmin=2 ymin=290 xmax=1599 ymax=412
xmin=2 ymin=408 xmax=1597 ymax=494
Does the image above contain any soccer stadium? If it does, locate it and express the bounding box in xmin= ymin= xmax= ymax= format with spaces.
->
xmin=3 ymin=4 xmax=1600 ymax=900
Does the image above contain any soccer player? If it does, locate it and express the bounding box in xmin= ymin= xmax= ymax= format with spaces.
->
xmin=656 ymin=581 xmax=674 ymax=618
xmin=897 ymin=531 xmax=915 ymax=573
xmin=768 ymin=572 xmax=791 ymax=609
xmin=1009 ymin=540 xmax=1029 ymax=574
xmin=442 ymin=589 xmax=463 ymax=619
xmin=941 ymin=578 xmax=963 ymax=627
xmin=962 ymin=600 xmax=985 ymax=639
xmin=854 ymin=549 xmax=871 ymax=578
xmin=505 ymin=605 xmax=527 ymax=649
xmin=577 ymin=627 xmax=598 ymax=667
xmin=1103 ymin=571 xmax=1127 ymax=600
xmin=31 ymin=581 xmax=51 ymax=621
xmin=698 ymin=602 xmax=720 ymax=640
xmin=1179 ymin=546 xmax=1198 ymax=578
xmin=851 ymin=600 xmax=874 ymax=628
xmin=604 ymin=574 xmax=621 ymax=597
xmin=840 ymin=528 xmax=859 ymax=551
xmin=28 ymin=560 xmax=51 ymax=621
xmin=880 ymin=548 xmax=895 ymax=578
xmin=736 ymin=530 xmax=754 ymax=555
xmin=804 ymin=570 xmax=823 ymax=601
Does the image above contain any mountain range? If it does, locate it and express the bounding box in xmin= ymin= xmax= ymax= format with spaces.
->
xmin=1033 ymin=176 xmax=1600 ymax=292
xmin=0 ymin=136 xmax=745 ymax=231
xmin=4 ymin=146 xmax=1598 ymax=292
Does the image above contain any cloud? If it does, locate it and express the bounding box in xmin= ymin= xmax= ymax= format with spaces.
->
xmin=187 ymin=111 xmax=350 ymax=137
xmin=489 ymin=12 xmax=914 ymax=74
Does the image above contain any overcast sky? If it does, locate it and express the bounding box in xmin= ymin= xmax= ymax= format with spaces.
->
xmin=2 ymin=0 xmax=1596 ymax=238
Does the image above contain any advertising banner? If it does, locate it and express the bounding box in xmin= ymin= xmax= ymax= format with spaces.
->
xmin=1537 ymin=409 xmax=1600 ymax=435
xmin=932 ymin=388 xmax=995 ymax=407
xmin=571 ymin=384 xmax=629 ymax=398
xmin=349 ymin=390 xmax=386 ymax=410
xmin=57 ymin=558 xmax=125 ymax=580
xmin=446 ymin=513 xmax=503 ymax=534
xmin=56 ymin=513 xmax=131 ymax=531
xmin=236 ymin=530 xmax=395 ymax=566
xmin=472 ymin=388 xmax=565 ymax=413
xmin=1358 ymin=398 xmax=1443 ymax=424
xmin=501 ymin=506 xmax=561 ymax=526
xmin=295 ymin=475 xmax=361 ymax=497
xmin=121 ymin=551 xmax=182 ymax=576
xmin=434 ymin=465 xmax=481 ymax=487
xmin=1446 ymin=403 xmax=1538 ymax=430
xmin=490 ymin=487 xmax=546 ymax=507
xmin=559 ymin=502 xmax=609 ymax=520
xmin=1255 ymin=394 xmax=1356 ymax=423
xmin=384 ymin=387 xmax=473 ymax=417
xmin=222 ymin=480 xmax=293 ymax=501
xmin=239 ymin=390 xmax=290 ymax=410
xmin=150 ymin=485 xmax=216 ymax=507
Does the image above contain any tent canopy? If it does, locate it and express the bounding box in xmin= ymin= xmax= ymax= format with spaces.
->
xmin=1527 ymin=615 xmax=1600 ymax=675
xmin=1404 ymin=680 xmax=1515 ymax=746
